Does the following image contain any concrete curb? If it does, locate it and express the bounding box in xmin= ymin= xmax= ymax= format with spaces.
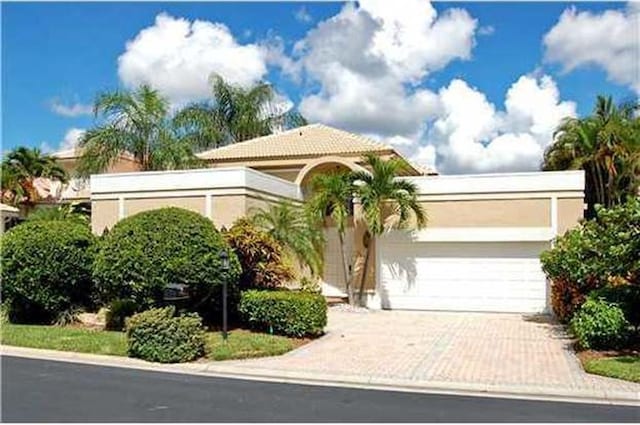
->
xmin=2 ymin=345 xmax=639 ymax=407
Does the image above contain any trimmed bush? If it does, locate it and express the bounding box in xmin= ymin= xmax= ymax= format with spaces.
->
xmin=541 ymin=199 xmax=640 ymax=322
xmin=238 ymin=290 xmax=327 ymax=337
xmin=570 ymin=298 xmax=630 ymax=350
xmin=126 ymin=306 xmax=205 ymax=363
xmin=589 ymin=285 xmax=640 ymax=329
xmin=1 ymin=220 xmax=95 ymax=323
xmin=92 ymin=207 xmax=240 ymax=309
xmin=105 ymin=299 xmax=139 ymax=331
xmin=224 ymin=218 xmax=294 ymax=290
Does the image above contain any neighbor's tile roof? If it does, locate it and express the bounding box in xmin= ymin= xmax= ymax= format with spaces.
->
xmin=197 ymin=124 xmax=394 ymax=160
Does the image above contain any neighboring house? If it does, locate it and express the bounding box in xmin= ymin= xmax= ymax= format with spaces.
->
xmin=74 ymin=124 xmax=585 ymax=314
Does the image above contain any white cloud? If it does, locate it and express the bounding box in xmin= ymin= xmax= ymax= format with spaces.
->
xmin=543 ymin=3 xmax=640 ymax=93
xmin=50 ymin=100 xmax=92 ymax=117
xmin=118 ymin=13 xmax=269 ymax=103
xmin=422 ymin=75 xmax=577 ymax=174
xmin=40 ymin=128 xmax=86 ymax=154
xmin=295 ymin=6 xmax=313 ymax=24
xmin=478 ymin=25 xmax=495 ymax=36
xmin=295 ymin=0 xmax=476 ymax=138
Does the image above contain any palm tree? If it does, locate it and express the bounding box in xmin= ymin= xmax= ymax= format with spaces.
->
xmin=352 ymin=154 xmax=427 ymax=304
xmin=249 ymin=201 xmax=324 ymax=277
xmin=306 ymin=172 xmax=355 ymax=304
xmin=76 ymin=85 xmax=202 ymax=177
xmin=543 ymin=95 xmax=639 ymax=216
xmin=174 ymin=75 xmax=307 ymax=150
xmin=1 ymin=147 xmax=68 ymax=208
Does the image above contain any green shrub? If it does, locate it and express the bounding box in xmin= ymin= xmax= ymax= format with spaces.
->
xmin=238 ymin=290 xmax=327 ymax=337
xmin=224 ymin=218 xmax=294 ymax=290
xmin=126 ymin=306 xmax=205 ymax=363
xmin=92 ymin=207 xmax=240 ymax=310
xmin=541 ymin=199 xmax=640 ymax=322
xmin=589 ymin=285 xmax=640 ymax=328
xmin=570 ymin=298 xmax=630 ymax=350
xmin=1 ymin=220 xmax=95 ymax=323
xmin=106 ymin=299 xmax=139 ymax=331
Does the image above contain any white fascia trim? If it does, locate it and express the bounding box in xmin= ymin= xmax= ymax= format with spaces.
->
xmin=380 ymin=227 xmax=555 ymax=243
xmin=90 ymin=167 xmax=302 ymax=201
xmin=403 ymin=170 xmax=585 ymax=196
xmin=416 ymin=191 xmax=584 ymax=201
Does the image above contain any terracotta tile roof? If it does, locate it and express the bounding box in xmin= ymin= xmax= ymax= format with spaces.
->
xmin=52 ymin=148 xmax=136 ymax=162
xmin=197 ymin=124 xmax=394 ymax=160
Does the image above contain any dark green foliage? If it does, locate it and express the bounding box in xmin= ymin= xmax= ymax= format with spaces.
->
xmin=570 ymin=298 xmax=630 ymax=350
xmin=126 ymin=306 xmax=205 ymax=363
xmin=1 ymin=220 xmax=95 ymax=323
xmin=238 ymin=290 xmax=327 ymax=337
xmin=106 ymin=299 xmax=139 ymax=331
xmin=589 ymin=286 xmax=640 ymax=328
xmin=92 ymin=207 xmax=240 ymax=309
xmin=541 ymin=200 xmax=640 ymax=322
xmin=224 ymin=218 xmax=294 ymax=290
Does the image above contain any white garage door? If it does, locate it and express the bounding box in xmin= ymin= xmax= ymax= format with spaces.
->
xmin=377 ymin=239 xmax=550 ymax=313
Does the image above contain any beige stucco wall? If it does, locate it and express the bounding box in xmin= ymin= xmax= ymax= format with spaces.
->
xmin=558 ymin=197 xmax=585 ymax=235
xmin=125 ymin=197 xmax=206 ymax=217
xmin=420 ymin=199 xmax=552 ymax=228
xmin=211 ymin=195 xmax=246 ymax=229
xmin=91 ymin=199 xmax=119 ymax=234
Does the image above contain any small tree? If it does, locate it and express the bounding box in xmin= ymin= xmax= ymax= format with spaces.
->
xmin=352 ymin=154 xmax=427 ymax=304
xmin=306 ymin=172 xmax=355 ymax=304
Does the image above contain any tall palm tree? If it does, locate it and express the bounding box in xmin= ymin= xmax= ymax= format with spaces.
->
xmin=1 ymin=147 xmax=68 ymax=207
xmin=543 ymin=95 xmax=639 ymax=216
xmin=250 ymin=201 xmax=324 ymax=277
xmin=306 ymin=172 xmax=356 ymax=304
xmin=76 ymin=85 xmax=202 ymax=177
xmin=174 ymin=75 xmax=307 ymax=150
xmin=352 ymin=154 xmax=427 ymax=304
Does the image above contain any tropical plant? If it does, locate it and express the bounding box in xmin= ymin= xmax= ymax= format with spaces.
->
xmin=306 ymin=172 xmax=355 ymax=304
xmin=250 ymin=201 xmax=324 ymax=277
xmin=224 ymin=218 xmax=294 ymax=290
xmin=1 ymin=147 xmax=68 ymax=207
xmin=76 ymin=85 xmax=203 ymax=177
xmin=569 ymin=298 xmax=630 ymax=350
xmin=174 ymin=75 xmax=307 ymax=149
xmin=541 ymin=199 xmax=640 ymax=322
xmin=543 ymin=95 xmax=640 ymax=217
xmin=352 ymin=154 xmax=427 ymax=304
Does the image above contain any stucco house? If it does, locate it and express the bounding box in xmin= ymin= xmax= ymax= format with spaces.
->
xmin=60 ymin=124 xmax=585 ymax=314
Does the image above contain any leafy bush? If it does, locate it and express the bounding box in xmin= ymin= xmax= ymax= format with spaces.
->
xmin=126 ymin=306 xmax=205 ymax=363
xmin=569 ymin=298 xmax=630 ymax=350
xmin=224 ymin=218 xmax=294 ymax=290
xmin=589 ymin=285 xmax=640 ymax=328
xmin=1 ymin=220 xmax=95 ymax=323
xmin=238 ymin=290 xmax=327 ymax=337
xmin=541 ymin=199 xmax=640 ymax=322
xmin=93 ymin=207 xmax=240 ymax=309
xmin=106 ymin=299 xmax=139 ymax=331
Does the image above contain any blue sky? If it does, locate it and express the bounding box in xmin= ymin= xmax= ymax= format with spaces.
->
xmin=2 ymin=1 xmax=637 ymax=173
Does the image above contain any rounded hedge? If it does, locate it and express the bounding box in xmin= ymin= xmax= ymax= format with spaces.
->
xmin=1 ymin=220 xmax=95 ymax=323
xmin=126 ymin=306 xmax=206 ymax=363
xmin=238 ymin=289 xmax=327 ymax=337
xmin=93 ymin=207 xmax=240 ymax=308
xmin=569 ymin=298 xmax=630 ymax=350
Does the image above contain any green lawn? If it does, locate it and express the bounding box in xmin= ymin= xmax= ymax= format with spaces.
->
xmin=1 ymin=324 xmax=301 ymax=361
xmin=582 ymin=356 xmax=640 ymax=383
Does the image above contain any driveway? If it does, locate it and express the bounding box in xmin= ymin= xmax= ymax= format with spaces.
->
xmin=221 ymin=309 xmax=640 ymax=399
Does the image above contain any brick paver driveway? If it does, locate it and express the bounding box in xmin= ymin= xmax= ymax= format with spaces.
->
xmin=223 ymin=309 xmax=640 ymax=398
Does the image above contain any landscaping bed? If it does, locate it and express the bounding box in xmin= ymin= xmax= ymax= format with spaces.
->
xmin=1 ymin=324 xmax=306 ymax=361
xmin=576 ymin=349 xmax=640 ymax=383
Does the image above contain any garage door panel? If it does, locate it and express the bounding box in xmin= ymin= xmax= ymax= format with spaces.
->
xmin=378 ymin=239 xmax=549 ymax=313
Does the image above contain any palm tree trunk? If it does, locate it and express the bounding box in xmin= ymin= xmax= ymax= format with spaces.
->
xmin=357 ymin=242 xmax=372 ymax=306
xmin=337 ymin=231 xmax=354 ymax=306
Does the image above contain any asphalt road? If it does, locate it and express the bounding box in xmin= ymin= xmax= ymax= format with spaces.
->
xmin=1 ymin=356 xmax=638 ymax=422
